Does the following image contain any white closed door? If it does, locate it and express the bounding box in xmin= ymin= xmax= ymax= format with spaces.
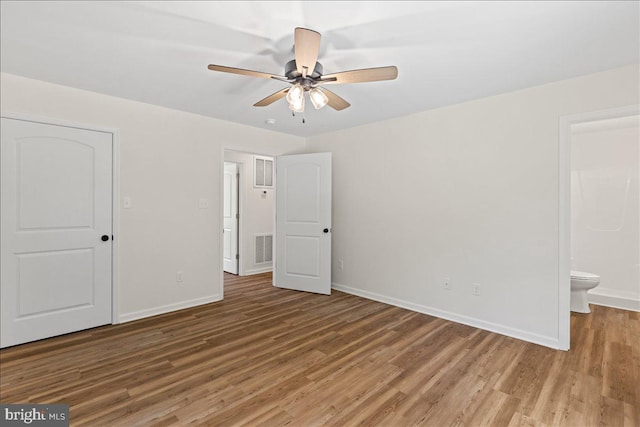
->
xmin=1 ymin=117 xmax=113 ymax=348
xmin=223 ymin=162 xmax=239 ymax=274
xmin=275 ymin=153 xmax=331 ymax=295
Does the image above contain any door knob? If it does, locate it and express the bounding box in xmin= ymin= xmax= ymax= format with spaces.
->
xmin=101 ymin=235 xmax=109 ymax=241
xmin=323 ymin=228 xmax=329 ymax=233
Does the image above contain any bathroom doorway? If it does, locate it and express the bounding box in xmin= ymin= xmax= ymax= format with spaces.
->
xmin=559 ymin=104 xmax=640 ymax=349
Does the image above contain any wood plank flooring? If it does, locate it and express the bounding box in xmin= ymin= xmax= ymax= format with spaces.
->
xmin=1 ymin=272 xmax=638 ymax=426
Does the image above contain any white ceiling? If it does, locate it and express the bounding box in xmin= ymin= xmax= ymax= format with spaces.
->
xmin=1 ymin=1 xmax=638 ymax=137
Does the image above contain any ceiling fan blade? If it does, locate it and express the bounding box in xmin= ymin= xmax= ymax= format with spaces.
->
xmin=294 ymin=27 xmax=321 ymax=77
xmin=319 ymin=66 xmax=398 ymax=84
xmin=253 ymin=88 xmax=289 ymax=107
xmin=322 ymin=88 xmax=351 ymax=111
xmin=208 ymin=64 xmax=283 ymax=80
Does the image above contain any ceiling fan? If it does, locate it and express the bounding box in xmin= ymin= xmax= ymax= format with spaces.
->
xmin=207 ymin=27 xmax=398 ymax=114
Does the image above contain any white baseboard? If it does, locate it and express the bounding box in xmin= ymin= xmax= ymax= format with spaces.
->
xmin=243 ymin=266 xmax=272 ymax=276
xmin=589 ymin=287 xmax=640 ymax=312
xmin=332 ymin=282 xmax=560 ymax=350
xmin=118 ymin=294 xmax=222 ymax=323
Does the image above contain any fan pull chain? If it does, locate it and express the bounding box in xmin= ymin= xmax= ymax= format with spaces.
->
xmin=291 ymin=111 xmax=307 ymax=124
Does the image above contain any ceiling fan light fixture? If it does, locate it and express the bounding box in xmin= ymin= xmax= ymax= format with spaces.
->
xmin=309 ymin=88 xmax=329 ymax=109
xmin=288 ymin=95 xmax=305 ymax=113
xmin=286 ymin=83 xmax=304 ymax=105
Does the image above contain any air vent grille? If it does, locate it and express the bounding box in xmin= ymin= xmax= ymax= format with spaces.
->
xmin=255 ymin=234 xmax=273 ymax=264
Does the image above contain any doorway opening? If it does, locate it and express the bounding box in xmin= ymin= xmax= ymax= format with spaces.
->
xmin=222 ymin=150 xmax=276 ymax=287
xmin=559 ymin=104 xmax=640 ymax=350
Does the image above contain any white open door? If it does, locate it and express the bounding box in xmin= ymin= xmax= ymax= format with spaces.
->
xmin=275 ymin=152 xmax=331 ymax=295
xmin=1 ymin=117 xmax=113 ymax=348
xmin=223 ymin=162 xmax=239 ymax=274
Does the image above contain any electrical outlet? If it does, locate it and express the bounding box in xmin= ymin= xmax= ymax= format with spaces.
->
xmin=338 ymin=259 xmax=344 ymax=270
xmin=176 ymin=271 xmax=184 ymax=283
xmin=472 ymin=283 xmax=481 ymax=296
xmin=442 ymin=277 xmax=451 ymax=290
xmin=198 ymin=198 xmax=209 ymax=209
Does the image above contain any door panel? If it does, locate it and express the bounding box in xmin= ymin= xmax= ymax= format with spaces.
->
xmin=1 ymin=117 xmax=113 ymax=348
xmin=284 ymin=236 xmax=320 ymax=277
xmin=17 ymin=249 xmax=94 ymax=316
xmin=275 ymin=153 xmax=331 ymax=294
xmin=285 ymin=164 xmax=320 ymax=222
xmin=18 ymin=138 xmax=95 ymax=229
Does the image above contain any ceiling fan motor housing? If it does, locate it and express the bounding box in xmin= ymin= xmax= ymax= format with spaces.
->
xmin=285 ymin=60 xmax=324 ymax=82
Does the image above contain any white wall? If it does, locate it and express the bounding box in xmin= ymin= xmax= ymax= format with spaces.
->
xmin=2 ymin=65 xmax=639 ymax=348
xmin=306 ymin=65 xmax=640 ymax=348
xmin=0 ymin=72 xmax=305 ymax=322
xmin=571 ymin=115 xmax=640 ymax=311
xmin=224 ymin=150 xmax=275 ymax=275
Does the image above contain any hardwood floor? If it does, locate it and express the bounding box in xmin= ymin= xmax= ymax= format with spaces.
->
xmin=1 ymin=272 xmax=638 ymax=426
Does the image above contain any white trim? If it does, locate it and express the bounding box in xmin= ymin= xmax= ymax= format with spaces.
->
xmin=111 ymin=129 xmax=121 ymax=323
xmin=558 ymin=115 xmax=571 ymax=350
xmin=236 ymin=161 xmax=246 ymax=277
xmin=272 ymin=155 xmax=277 ymax=287
xmin=589 ymin=288 xmax=640 ymax=312
xmin=219 ymin=146 xmax=226 ymax=298
xmin=1 ymin=111 xmax=119 ymax=135
xmin=558 ymin=104 xmax=640 ymax=351
xmin=119 ymin=294 xmax=222 ymax=323
xmin=332 ymin=282 xmax=560 ymax=350
xmin=244 ymin=266 xmax=273 ymax=276
xmin=0 ymin=111 xmax=121 ymax=325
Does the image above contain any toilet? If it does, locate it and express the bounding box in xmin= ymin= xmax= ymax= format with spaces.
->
xmin=570 ymin=271 xmax=600 ymax=313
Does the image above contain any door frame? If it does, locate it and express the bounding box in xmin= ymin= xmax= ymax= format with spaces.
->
xmin=558 ymin=104 xmax=639 ymax=350
xmin=1 ymin=111 xmax=121 ymax=324
xmin=219 ymin=148 xmax=277 ymax=297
